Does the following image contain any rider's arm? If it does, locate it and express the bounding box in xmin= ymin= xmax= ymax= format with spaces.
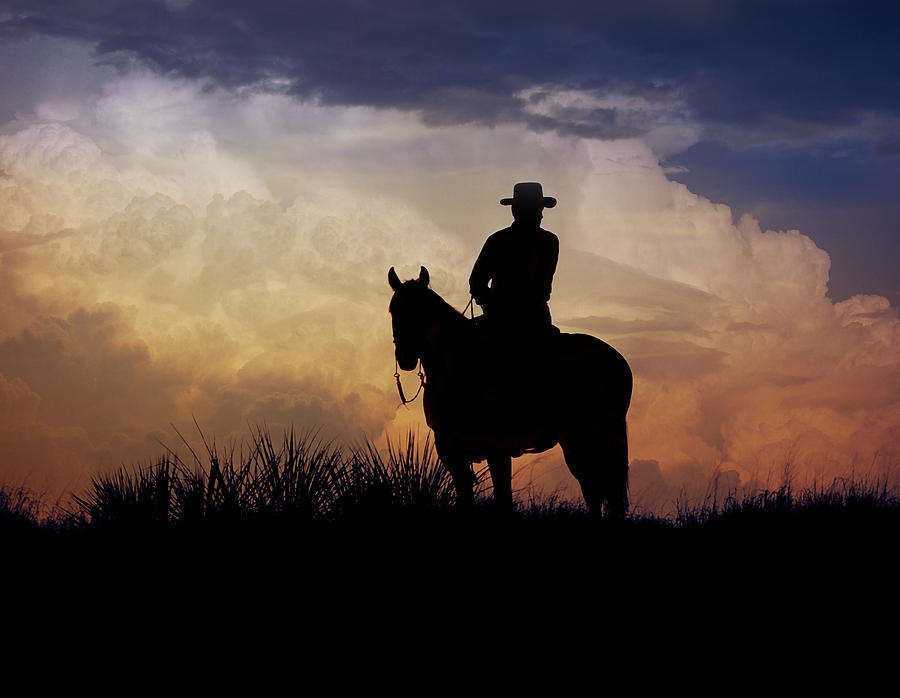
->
xmin=542 ymin=232 xmax=559 ymax=302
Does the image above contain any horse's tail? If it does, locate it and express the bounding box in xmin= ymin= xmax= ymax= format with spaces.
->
xmin=610 ymin=354 xmax=632 ymax=518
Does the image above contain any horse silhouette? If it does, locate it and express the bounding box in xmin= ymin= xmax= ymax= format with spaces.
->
xmin=388 ymin=266 xmax=633 ymax=517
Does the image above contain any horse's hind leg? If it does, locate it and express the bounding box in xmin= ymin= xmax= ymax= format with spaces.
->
xmin=560 ymin=439 xmax=604 ymax=515
xmin=603 ymin=417 xmax=629 ymax=519
xmin=561 ymin=418 xmax=629 ymax=519
xmin=487 ymin=453 xmax=512 ymax=511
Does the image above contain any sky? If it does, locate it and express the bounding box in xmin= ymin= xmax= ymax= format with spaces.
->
xmin=0 ymin=1 xmax=898 ymax=512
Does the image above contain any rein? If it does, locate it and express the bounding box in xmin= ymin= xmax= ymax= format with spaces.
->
xmin=394 ymin=358 xmax=426 ymax=406
xmin=462 ymin=294 xmax=476 ymax=319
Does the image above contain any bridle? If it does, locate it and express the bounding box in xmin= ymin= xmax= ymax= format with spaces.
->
xmin=392 ymin=294 xmax=476 ymax=406
xmin=391 ymin=292 xmax=426 ymax=406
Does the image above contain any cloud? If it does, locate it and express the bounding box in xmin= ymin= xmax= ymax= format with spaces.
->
xmin=665 ymin=138 xmax=900 ymax=304
xmin=561 ymin=315 xmax=710 ymax=338
xmin=0 ymin=65 xmax=898 ymax=511
xmin=0 ymin=86 xmax=472 ymax=497
xmin=0 ymin=303 xmax=189 ymax=494
xmin=0 ymin=371 xmax=40 ymax=425
xmin=3 ymin=1 xmax=897 ymax=148
xmin=519 ymin=86 xmax=697 ymax=155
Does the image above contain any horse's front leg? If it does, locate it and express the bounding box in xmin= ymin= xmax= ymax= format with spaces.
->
xmin=487 ymin=453 xmax=512 ymax=511
xmin=436 ymin=435 xmax=474 ymax=509
xmin=448 ymin=461 xmax=474 ymax=509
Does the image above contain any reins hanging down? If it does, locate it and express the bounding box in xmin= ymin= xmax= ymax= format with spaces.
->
xmin=395 ymin=358 xmax=425 ymax=406
xmin=462 ymin=294 xmax=476 ymax=319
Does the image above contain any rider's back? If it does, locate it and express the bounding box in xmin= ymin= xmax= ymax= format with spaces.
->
xmin=469 ymin=221 xmax=559 ymax=332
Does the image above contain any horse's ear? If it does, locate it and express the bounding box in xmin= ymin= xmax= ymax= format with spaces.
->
xmin=388 ymin=267 xmax=402 ymax=292
xmin=418 ymin=266 xmax=430 ymax=287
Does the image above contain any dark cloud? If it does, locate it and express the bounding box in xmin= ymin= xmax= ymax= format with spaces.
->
xmin=2 ymin=0 xmax=897 ymax=144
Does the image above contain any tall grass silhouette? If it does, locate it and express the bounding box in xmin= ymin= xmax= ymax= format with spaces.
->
xmin=0 ymin=485 xmax=41 ymax=530
xmin=3 ymin=425 xmax=897 ymax=536
xmin=70 ymin=425 xmax=466 ymax=529
xmin=673 ymin=469 xmax=899 ymax=530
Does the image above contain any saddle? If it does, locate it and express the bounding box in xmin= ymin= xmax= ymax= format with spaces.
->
xmin=449 ymin=318 xmax=564 ymax=460
xmin=469 ymin=314 xmax=559 ymax=357
xmin=464 ymin=314 xmax=562 ymax=407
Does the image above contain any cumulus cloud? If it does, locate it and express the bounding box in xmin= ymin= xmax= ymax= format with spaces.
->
xmin=0 ymin=62 xmax=898 ymax=511
xmin=0 ymin=81 xmax=472 ymax=495
xmin=4 ymin=3 xmax=898 ymax=309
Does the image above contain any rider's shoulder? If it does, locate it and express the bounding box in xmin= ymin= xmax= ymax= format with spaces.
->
xmin=539 ymin=227 xmax=559 ymax=245
xmin=487 ymin=224 xmax=557 ymax=244
xmin=486 ymin=226 xmax=516 ymax=242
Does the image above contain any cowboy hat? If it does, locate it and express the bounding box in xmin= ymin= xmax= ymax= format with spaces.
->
xmin=500 ymin=182 xmax=557 ymax=208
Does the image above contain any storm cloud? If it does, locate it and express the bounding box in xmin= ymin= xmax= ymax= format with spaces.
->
xmin=5 ymin=1 xmax=899 ymax=305
xmin=2 ymin=0 xmax=897 ymax=146
xmin=1 ymin=10 xmax=899 ymax=511
xmin=0 ymin=64 xmax=898 ymax=510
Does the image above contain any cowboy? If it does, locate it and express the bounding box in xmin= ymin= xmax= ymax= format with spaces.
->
xmin=469 ymin=182 xmax=559 ymax=336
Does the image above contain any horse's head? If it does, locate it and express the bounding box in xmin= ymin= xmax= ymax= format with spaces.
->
xmin=388 ymin=265 xmax=432 ymax=371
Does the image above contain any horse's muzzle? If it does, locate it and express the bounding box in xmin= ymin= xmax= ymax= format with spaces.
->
xmin=396 ymin=351 xmax=418 ymax=372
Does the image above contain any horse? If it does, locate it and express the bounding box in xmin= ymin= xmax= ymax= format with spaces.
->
xmin=388 ymin=266 xmax=633 ymax=518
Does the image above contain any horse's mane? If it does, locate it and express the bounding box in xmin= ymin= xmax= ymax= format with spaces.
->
xmin=424 ymin=287 xmax=469 ymax=328
xmin=389 ymin=278 xmax=470 ymax=336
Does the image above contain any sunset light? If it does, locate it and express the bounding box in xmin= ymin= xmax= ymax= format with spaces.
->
xmin=1 ymin=2 xmax=898 ymax=514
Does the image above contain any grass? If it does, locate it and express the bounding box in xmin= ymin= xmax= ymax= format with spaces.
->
xmin=4 ymin=429 xmax=899 ymax=628
xmin=670 ymin=465 xmax=900 ymax=533
xmin=3 ymin=426 xmax=899 ymax=545
xmin=0 ymin=484 xmax=41 ymax=530
xmin=57 ymin=425 xmax=471 ymax=532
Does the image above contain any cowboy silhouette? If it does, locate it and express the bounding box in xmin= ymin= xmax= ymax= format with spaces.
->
xmin=469 ymin=182 xmax=559 ymax=336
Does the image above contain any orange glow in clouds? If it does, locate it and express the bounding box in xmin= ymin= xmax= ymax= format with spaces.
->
xmin=1 ymin=71 xmax=898 ymax=511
